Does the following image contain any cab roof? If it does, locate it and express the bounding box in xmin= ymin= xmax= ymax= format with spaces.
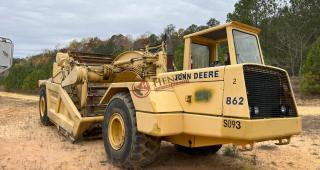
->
xmin=183 ymin=21 xmax=261 ymax=40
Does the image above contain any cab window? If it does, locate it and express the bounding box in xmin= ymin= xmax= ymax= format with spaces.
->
xmin=233 ymin=30 xmax=262 ymax=64
xmin=216 ymin=41 xmax=229 ymax=66
xmin=191 ymin=43 xmax=209 ymax=69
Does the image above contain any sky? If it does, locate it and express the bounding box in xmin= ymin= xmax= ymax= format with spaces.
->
xmin=0 ymin=0 xmax=237 ymax=58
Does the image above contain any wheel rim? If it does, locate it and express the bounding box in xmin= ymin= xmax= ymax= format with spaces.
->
xmin=39 ymin=96 xmax=45 ymax=117
xmin=108 ymin=112 xmax=125 ymax=150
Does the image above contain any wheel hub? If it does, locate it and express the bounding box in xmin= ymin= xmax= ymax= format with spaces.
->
xmin=108 ymin=112 xmax=125 ymax=150
xmin=39 ymin=96 xmax=45 ymax=117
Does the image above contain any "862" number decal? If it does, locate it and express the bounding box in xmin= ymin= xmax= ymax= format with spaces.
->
xmin=226 ymin=97 xmax=244 ymax=105
xmin=223 ymin=119 xmax=241 ymax=129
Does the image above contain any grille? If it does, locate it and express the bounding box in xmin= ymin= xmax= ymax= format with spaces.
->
xmin=243 ymin=65 xmax=297 ymax=119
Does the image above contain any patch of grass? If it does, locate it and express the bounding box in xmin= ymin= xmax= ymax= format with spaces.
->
xmin=223 ymin=145 xmax=239 ymax=157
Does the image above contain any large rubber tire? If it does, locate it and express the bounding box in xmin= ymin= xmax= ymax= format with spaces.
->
xmin=175 ymin=144 xmax=222 ymax=155
xmin=39 ymin=87 xmax=52 ymax=126
xmin=102 ymin=92 xmax=160 ymax=168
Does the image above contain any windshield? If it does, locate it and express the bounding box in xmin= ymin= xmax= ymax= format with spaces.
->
xmin=233 ymin=30 xmax=261 ymax=64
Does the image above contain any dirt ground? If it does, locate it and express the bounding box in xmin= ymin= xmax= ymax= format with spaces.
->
xmin=0 ymin=91 xmax=319 ymax=170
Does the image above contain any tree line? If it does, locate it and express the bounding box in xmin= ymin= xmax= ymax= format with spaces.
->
xmin=0 ymin=0 xmax=319 ymax=95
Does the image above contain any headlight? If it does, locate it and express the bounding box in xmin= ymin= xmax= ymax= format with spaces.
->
xmin=254 ymin=106 xmax=259 ymax=115
xmin=281 ymin=105 xmax=293 ymax=115
xmin=250 ymin=106 xmax=259 ymax=115
xmin=281 ymin=105 xmax=286 ymax=113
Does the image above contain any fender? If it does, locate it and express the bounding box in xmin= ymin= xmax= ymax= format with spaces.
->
xmin=99 ymin=82 xmax=183 ymax=113
xmin=99 ymin=84 xmax=130 ymax=105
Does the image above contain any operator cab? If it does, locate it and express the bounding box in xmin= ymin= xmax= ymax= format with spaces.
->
xmin=0 ymin=37 xmax=13 ymax=74
xmin=182 ymin=21 xmax=263 ymax=70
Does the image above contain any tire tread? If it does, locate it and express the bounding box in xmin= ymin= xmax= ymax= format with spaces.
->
xmin=106 ymin=92 xmax=160 ymax=168
xmin=39 ymin=87 xmax=52 ymax=126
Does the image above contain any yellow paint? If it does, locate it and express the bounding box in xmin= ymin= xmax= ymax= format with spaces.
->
xmin=136 ymin=111 xmax=301 ymax=147
xmin=108 ymin=112 xmax=125 ymax=150
xmin=223 ymin=64 xmax=250 ymax=118
xmin=183 ymin=21 xmax=261 ymax=39
xmin=183 ymin=38 xmax=191 ymax=70
xmin=174 ymin=81 xmax=224 ymax=115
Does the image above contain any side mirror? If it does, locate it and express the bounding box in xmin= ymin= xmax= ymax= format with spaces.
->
xmin=0 ymin=37 xmax=13 ymax=74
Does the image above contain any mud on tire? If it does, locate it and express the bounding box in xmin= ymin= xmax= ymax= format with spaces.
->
xmin=102 ymin=92 xmax=160 ymax=168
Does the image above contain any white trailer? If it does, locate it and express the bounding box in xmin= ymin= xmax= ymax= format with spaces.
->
xmin=0 ymin=37 xmax=13 ymax=74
